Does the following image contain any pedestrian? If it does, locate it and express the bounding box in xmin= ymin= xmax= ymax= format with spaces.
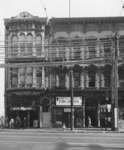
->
xmin=105 ymin=117 xmax=108 ymax=130
xmin=62 ymin=123 xmax=66 ymax=131
xmin=9 ymin=118 xmax=14 ymax=128
xmin=88 ymin=116 xmax=92 ymax=128
xmin=23 ymin=117 xmax=27 ymax=129
xmin=5 ymin=116 xmax=9 ymax=128
xmin=15 ymin=115 xmax=21 ymax=129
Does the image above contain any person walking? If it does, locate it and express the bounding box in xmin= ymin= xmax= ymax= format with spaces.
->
xmin=23 ymin=117 xmax=27 ymax=129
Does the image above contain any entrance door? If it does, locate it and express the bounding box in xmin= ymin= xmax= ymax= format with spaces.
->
xmin=63 ymin=112 xmax=71 ymax=128
xmin=42 ymin=112 xmax=51 ymax=128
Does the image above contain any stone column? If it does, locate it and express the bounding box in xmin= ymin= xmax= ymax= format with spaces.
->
xmin=65 ymin=69 xmax=70 ymax=89
xmin=18 ymin=68 xmax=20 ymax=87
xmin=39 ymin=106 xmax=43 ymax=128
xmin=85 ymin=70 xmax=89 ymax=88
xmin=41 ymin=27 xmax=45 ymax=57
xmin=82 ymin=98 xmax=85 ymax=127
xmin=56 ymin=71 xmax=59 ymax=87
xmin=95 ymin=71 xmax=100 ymax=89
xmin=81 ymin=46 xmax=85 ymax=60
xmin=101 ymin=71 xmax=105 ymax=88
xmin=33 ymin=68 xmax=36 ymax=87
xmin=32 ymin=32 xmax=36 ymax=56
xmin=80 ymin=69 xmax=85 ymax=89
xmin=17 ymin=32 xmax=20 ymax=56
xmin=97 ymin=102 xmax=100 ymax=127
xmin=65 ymin=47 xmax=70 ymax=61
xmin=42 ymin=66 xmax=45 ymax=88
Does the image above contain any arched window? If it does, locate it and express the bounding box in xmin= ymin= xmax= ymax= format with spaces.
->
xmin=74 ymin=71 xmax=80 ymax=88
xmin=27 ymin=33 xmax=33 ymax=56
xmin=103 ymin=70 xmax=111 ymax=87
xmin=19 ymin=33 xmax=25 ymax=56
xmin=88 ymin=70 xmax=96 ymax=87
xmin=36 ymin=35 xmax=42 ymax=56
xmin=11 ymin=36 xmax=18 ymax=57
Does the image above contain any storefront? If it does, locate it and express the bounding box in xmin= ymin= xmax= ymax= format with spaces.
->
xmin=52 ymin=96 xmax=83 ymax=128
xmin=9 ymin=106 xmax=39 ymax=128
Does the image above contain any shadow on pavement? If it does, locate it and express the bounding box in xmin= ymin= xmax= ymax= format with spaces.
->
xmin=55 ymin=142 xmax=123 ymax=150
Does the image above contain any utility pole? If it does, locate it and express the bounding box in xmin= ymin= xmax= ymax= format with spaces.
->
xmin=111 ymin=33 xmax=119 ymax=131
xmin=68 ymin=0 xmax=74 ymax=131
xmin=70 ymin=68 xmax=74 ymax=131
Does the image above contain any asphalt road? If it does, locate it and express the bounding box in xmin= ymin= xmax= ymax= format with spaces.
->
xmin=0 ymin=129 xmax=124 ymax=150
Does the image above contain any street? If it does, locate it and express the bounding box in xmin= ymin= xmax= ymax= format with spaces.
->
xmin=0 ymin=129 xmax=124 ymax=150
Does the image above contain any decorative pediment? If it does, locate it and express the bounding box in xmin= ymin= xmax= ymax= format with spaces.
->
xmin=14 ymin=12 xmax=34 ymax=19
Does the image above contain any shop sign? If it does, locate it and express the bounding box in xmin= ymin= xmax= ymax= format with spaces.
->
xmin=64 ymin=108 xmax=71 ymax=112
xmin=56 ymin=97 xmax=82 ymax=106
xmin=10 ymin=107 xmax=33 ymax=111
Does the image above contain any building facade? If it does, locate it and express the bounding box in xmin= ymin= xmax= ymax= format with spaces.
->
xmin=4 ymin=12 xmax=124 ymax=128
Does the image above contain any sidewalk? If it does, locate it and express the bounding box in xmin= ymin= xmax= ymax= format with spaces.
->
xmin=1 ymin=127 xmax=124 ymax=133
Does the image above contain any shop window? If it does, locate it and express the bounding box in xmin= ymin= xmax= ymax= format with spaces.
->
xmin=74 ymin=71 xmax=80 ymax=88
xmin=88 ymin=71 xmax=96 ymax=87
xmin=26 ymin=67 xmax=33 ymax=87
xmin=11 ymin=68 xmax=18 ymax=88
xmin=36 ymin=68 xmax=42 ymax=87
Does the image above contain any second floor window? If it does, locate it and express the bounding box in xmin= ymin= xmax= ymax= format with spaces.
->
xmin=20 ymin=34 xmax=25 ymax=56
xmin=36 ymin=68 xmax=42 ymax=87
xmin=26 ymin=68 xmax=33 ymax=87
xmin=87 ymin=38 xmax=97 ymax=59
xmin=27 ymin=34 xmax=33 ymax=56
xmin=88 ymin=71 xmax=96 ymax=87
xmin=103 ymin=71 xmax=111 ymax=87
xmin=74 ymin=71 xmax=80 ymax=88
xmin=11 ymin=68 xmax=18 ymax=88
xmin=59 ymin=72 xmax=65 ymax=88
xmin=36 ymin=36 xmax=42 ymax=56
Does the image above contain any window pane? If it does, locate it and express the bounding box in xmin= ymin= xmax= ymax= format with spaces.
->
xmin=88 ymin=71 xmax=95 ymax=87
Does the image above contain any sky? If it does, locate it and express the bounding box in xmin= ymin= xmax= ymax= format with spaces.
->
xmin=0 ymin=0 xmax=123 ymax=116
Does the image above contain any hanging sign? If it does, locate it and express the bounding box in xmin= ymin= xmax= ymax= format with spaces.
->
xmin=56 ymin=97 xmax=82 ymax=106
